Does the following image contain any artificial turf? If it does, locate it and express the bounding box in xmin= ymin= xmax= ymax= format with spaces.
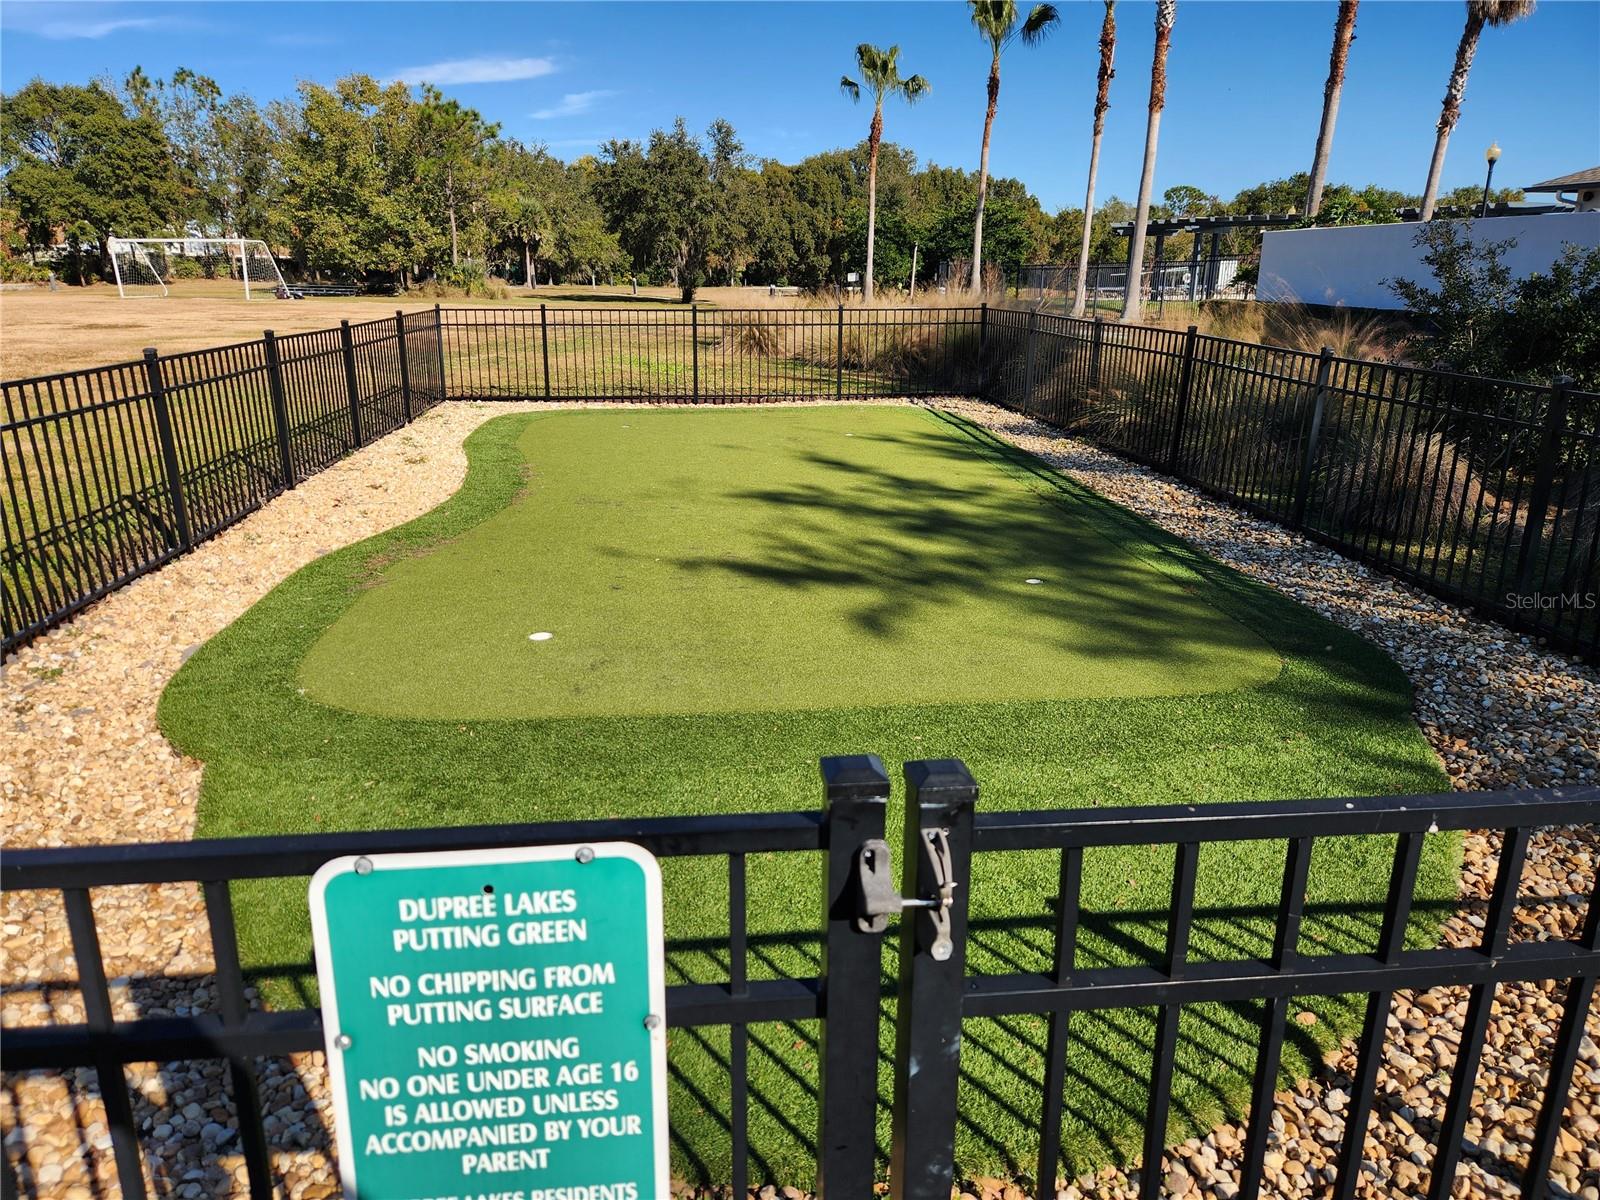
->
xmin=159 ymin=404 xmax=1454 ymax=1187
xmin=299 ymin=407 xmax=1278 ymax=718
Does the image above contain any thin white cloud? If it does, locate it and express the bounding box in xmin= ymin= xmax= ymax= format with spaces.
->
xmin=17 ymin=15 xmax=162 ymax=39
xmin=388 ymin=56 xmax=556 ymax=86
xmin=530 ymin=90 xmax=617 ymax=121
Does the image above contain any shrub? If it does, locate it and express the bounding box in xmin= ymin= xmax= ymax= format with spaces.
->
xmin=0 ymin=257 xmax=51 ymax=283
xmin=721 ymin=311 xmax=787 ymax=357
xmin=1315 ymin=424 xmax=1486 ymax=542
xmin=1497 ymin=246 xmax=1600 ymax=388
xmin=1388 ymin=222 xmax=1600 ymax=390
xmin=410 ymin=261 xmax=511 ymax=301
xmin=1150 ymin=302 xmax=1403 ymax=362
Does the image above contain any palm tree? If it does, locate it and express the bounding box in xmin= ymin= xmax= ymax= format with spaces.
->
xmin=1119 ymin=0 xmax=1175 ymax=323
xmin=841 ymin=45 xmax=929 ymax=305
xmin=1305 ymin=0 xmax=1359 ymax=219
xmin=1071 ymin=1 xmax=1117 ymax=317
xmin=1419 ymin=0 xmax=1536 ymax=220
xmin=968 ymin=0 xmax=1059 ymax=293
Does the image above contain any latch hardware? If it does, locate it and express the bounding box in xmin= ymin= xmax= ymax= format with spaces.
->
xmin=853 ymin=831 xmax=959 ymax=961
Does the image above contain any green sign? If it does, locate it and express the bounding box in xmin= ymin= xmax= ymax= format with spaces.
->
xmin=310 ymin=843 xmax=667 ymax=1200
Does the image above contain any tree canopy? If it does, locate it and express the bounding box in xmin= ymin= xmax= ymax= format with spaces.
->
xmin=0 ymin=79 xmax=184 ymax=281
xmin=1 ymin=66 xmax=1527 ymax=294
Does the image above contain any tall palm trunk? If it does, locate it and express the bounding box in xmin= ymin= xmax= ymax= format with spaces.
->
xmin=1120 ymin=0 xmax=1174 ymax=323
xmin=1420 ymin=7 xmax=1486 ymax=219
xmin=864 ymin=102 xmax=883 ymax=304
xmin=1306 ymin=0 xmax=1358 ymax=218
xmin=1071 ymin=0 xmax=1116 ymax=317
xmin=969 ymin=50 xmax=1001 ymax=293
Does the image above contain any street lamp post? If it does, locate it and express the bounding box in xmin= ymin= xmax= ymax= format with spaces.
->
xmin=1480 ymin=142 xmax=1502 ymax=218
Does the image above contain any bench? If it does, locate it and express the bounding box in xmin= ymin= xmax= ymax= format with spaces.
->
xmin=281 ymin=283 xmax=361 ymax=298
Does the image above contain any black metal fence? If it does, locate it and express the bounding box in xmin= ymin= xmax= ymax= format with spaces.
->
xmin=439 ymin=303 xmax=983 ymax=401
xmin=3 ymin=760 xmax=1596 ymax=1199
xmin=985 ymin=310 xmax=1600 ymax=662
xmin=0 ymin=757 xmax=893 ymax=1200
xmin=5 ymin=303 xmax=1597 ymax=662
xmin=2 ymin=309 xmax=446 ymax=650
xmin=892 ymin=764 xmax=1599 ymax=1200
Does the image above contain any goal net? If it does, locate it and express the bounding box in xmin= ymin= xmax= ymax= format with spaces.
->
xmin=108 ymin=237 xmax=287 ymax=299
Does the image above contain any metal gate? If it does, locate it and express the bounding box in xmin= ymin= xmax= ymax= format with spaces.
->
xmin=3 ymin=759 xmax=1596 ymax=1199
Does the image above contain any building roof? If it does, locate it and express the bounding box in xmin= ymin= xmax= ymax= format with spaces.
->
xmin=1524 ymin=167 xmax=1600 ymax=193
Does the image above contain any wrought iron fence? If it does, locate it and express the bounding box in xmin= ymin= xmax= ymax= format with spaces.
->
xmin=3 ymin=759 xmax=1595 ymax=1199
xmin=985 ymin=309 xmax=1600 ymax=663
xmin=4 ymin=303 xmax=1596 ymax=662
xmin=2 ymin=310 xmax=447 ymax=651
xmin=889 ymin=765 xmax=1599 ymax=1200
xmin=0 ymin=757 xmax=890 ymax=1200
xmin=439 ymin=303 xmax=983 ymax=401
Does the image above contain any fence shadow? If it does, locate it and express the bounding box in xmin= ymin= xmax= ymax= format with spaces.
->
xmin=1 ymin=967 xmax=332 ymax=1200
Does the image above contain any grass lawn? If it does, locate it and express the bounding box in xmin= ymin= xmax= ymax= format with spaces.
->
xmin=159 ymin=404 xmax=1453 ymax=1186
xmin=0 ymin=280 xmax=907 ymax=379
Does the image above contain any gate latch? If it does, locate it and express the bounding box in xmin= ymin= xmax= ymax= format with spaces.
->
xmin=853 ymin=832 xmax=960 ymax=962
xmin=854 ymin=839 xmax=899 ymax=933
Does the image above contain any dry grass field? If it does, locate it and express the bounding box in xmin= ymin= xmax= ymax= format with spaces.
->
xmin=0 ymin=280 xmax=885 ymax=379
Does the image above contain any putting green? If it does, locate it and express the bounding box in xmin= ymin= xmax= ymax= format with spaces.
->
xmin=300 ymin=407 xmax=1279 ymax=719
xmin=161 ymin=404 xmax=1452 ymax=1187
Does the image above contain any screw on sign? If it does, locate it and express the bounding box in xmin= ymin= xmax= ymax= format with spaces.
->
xmin=309 ymin=843 xmax=668 ymax=1199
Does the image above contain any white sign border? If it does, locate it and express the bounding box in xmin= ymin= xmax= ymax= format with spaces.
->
xmin=308 ymin=842 xmax=669 ymax=1200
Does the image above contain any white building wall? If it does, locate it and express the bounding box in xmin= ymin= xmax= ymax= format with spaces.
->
xmin=1257 ymin=212 xmax=1600 ymax=310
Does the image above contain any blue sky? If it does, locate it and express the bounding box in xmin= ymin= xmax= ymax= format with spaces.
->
xmin=3 ymin=0 xmax=1597 ymax=213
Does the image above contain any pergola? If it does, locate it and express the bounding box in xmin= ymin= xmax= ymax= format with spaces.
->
xmin=1110 ymin=213 xmax=1300 ymax=301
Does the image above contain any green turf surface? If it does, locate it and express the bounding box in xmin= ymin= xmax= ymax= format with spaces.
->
xmin=160 ymin=404 xmax=1453 ymax=1188
xmin=300 ymin=407 xmax=1278 ymax=718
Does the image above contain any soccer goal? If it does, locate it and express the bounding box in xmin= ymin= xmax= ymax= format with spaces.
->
xmin=108 ymin=237 xmax=288 ymax=299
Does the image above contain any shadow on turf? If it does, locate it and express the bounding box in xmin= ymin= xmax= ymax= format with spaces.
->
xmin=650 ymin=413 xmax=1322 ymax=684
xmin=198 ymin=893 xmax=1465 ymax=1187
xmin=670 ymin=436 xmax=1178 ymax=648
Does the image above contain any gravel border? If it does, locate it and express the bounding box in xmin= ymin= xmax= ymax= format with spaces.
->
xmin=3 ymin=398 xmax=1596 ymax=1200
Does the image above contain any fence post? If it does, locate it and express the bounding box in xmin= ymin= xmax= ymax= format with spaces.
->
xmin=889 ymin=759 xmax=978 ymax=1200
xmin=1088 ymin=315 xmax=1104 ymax=397
xmin=976 ymin=302 xmax=990 ymax=400
xmin=816 ymin=755 xmax=891 ymax=1199
xmin=539 ymin=304 xmax=552 ymax=399
xmin=339 ymin=320 xmax=363 ymax=448
xmin=1166 ymin=324 xmax=1199 ymax=475
xmin=142 ymin=348 xmax=192 ymax=551
xmin=1022 ymin=309 xmax=1040 ymax=415
xmin=1512 ymin=375 xmax=1572 ymax=604
xmin=394 ymin=311 xmax=414 ymax=422
xmin=433 ymin=304 xmax=449 ymax=400
xmin=1289 ymin=346 xmax=1336 ymax=528
xmin=692 ymin=303 xmax=701 ymax=402
xmin=835 ymin=303 xmax=845 ymax=400
xmin=262 ymin=331 xmax=296 ymax=489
